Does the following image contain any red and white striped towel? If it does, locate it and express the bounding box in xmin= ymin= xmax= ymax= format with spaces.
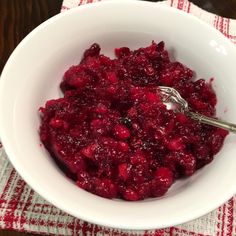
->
xmin=0 ymin=0 xmax=236 ymax=235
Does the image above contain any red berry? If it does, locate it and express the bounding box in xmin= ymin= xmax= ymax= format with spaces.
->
xmin=118 ymin=141 xmax=129 ymax=152
xmin=68 ymin=77 xmax=87 ymax=88
xmin=95 ymin=178 xmax=117 ymax=199
xmin=146 ymin=92 xmax=161 ymax=103
xmin=49 ymin=118 xmax=68 ymax=129
xmin=155 ymin=167 xmax=173 ymax=189
xmin=118 ymin=163 xmax=131 ymax=181
xmin=113 ymin=124 xmax=131 ymax=140
xmin=130 ymin=151 xmax=147 ymax=165
xmin=115 ymin=47 xmax=130 ymax=58
xmin=106 ymin=72 xmax=118 ymax=84
xmin=81 ymin=144 xmax=98 ymax=159
xmin=123 ymin=188 xmax=140 ymax=201
xmin=167 ymin=137 xmax=185 ymax=151
xmin=176 ymin=113 xmax=188 ymax=124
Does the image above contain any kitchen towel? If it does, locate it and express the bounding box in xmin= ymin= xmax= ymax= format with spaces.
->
xmin=0 ymin=0 xmax=236 ymax=235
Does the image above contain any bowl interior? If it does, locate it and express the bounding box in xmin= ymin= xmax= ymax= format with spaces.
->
xmin=1 ymin=0 xmax=236 ymax=230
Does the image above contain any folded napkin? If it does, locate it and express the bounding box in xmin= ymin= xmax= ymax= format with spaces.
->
xmin=0 ymin=0 xmax=236 ymax=235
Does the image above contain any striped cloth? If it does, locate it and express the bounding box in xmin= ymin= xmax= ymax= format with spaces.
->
xmin=0 ymin=0 xmax=236 ymax=235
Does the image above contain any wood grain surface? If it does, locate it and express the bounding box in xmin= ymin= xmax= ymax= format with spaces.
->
xmin=191 ymin=0 xmax=236 ymax=19
xmin=0 ymin=0 xmax=236 ymax=235
xmin=0 ymin=0 xmax=63 ymax=72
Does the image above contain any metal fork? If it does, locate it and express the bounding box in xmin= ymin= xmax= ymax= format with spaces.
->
xmin=159 ymin=86 xmax=236 ymax=133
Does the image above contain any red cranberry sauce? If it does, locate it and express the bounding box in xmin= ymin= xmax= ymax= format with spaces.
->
xmin=39 ymin=42 xmax=228 ymax=200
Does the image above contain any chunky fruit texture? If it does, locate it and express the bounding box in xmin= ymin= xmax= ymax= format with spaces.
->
xmin=39 ymin=42 xmax=228 ymax=200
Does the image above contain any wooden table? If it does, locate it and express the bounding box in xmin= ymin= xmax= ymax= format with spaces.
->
xmin=0 ymin=0 xmax=236 ymax=235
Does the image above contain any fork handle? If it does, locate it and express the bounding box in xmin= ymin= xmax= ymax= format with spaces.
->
xmin=187 ymin=111 xmax=236 ymax=133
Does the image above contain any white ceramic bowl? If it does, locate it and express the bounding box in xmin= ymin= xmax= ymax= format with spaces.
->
xmin=1 ymin=0 xmax=236 ymax=230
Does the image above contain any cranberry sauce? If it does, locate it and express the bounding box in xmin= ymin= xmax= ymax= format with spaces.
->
xmin=39 ymin=42 xmax=228 ymax=200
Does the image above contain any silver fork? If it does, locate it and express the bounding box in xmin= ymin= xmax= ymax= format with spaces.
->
xmin=159 ymin=86 xmax=236 ymax=133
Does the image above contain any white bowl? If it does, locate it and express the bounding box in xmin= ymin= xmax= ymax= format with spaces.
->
xmin=1 ymin=0 xmax=236 ymax=230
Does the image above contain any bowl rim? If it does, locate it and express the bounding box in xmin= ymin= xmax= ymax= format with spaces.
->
xmin=1 ymin=0 xmax=236 ymax=230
